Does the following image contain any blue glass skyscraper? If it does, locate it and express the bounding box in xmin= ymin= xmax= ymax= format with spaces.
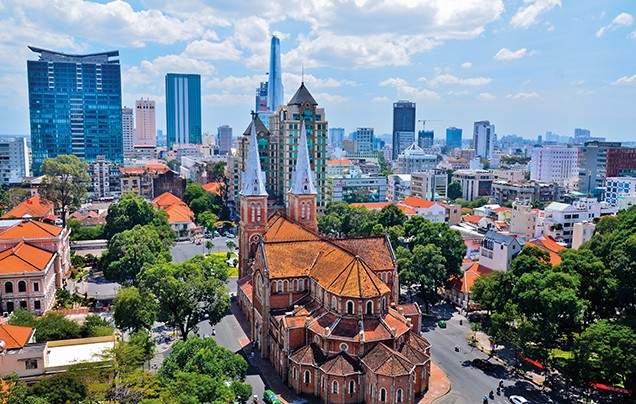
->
xmin=267 ymin=36 xmax=284 ymax=112
xmin=165 ymin=73 xmax=202 ymax=148
xmin=446 ymin=127 xmax=462 ymax=149
xmin=27 ymin=46 xmax=123 ymax=174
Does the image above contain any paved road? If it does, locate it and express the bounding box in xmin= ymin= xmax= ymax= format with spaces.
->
xmin=171 ymin=236 xmax=234 ymax=263
xmin=422 ymin=304 xmax=555 ymax=404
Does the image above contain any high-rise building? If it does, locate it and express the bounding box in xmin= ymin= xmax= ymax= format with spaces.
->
xmin=267 ymin=36 xmax=284 ymax=112
xmin=156 ymin=129 xmax=166 ymax=148
xmin=329 ymin=127 xmax=345 ymax=148
xmin=135 ymin=98 xmax=156 ymax=147
xmin=578 ymin=141 xmax=627 ymax=196
xmin=27 ymin=46 xmax=123 ymax=174
xmin=122 ymin=107 xmax=134 ymax=155
xmin=217 ymin=125 xmax=232 ymax=155
xmin=574 ymin=128 xmax=591 ymax=144
xmin=417 ymin=130 xmax=434 ymax=148
xmin=445 ymin=127 xmax=462 ymax=149
xmin=530 ymin=144 xmax=579 ymax=185
xmin=392 ymin=100 xmax=416 ymax=160
xmin=353 ymin=127 xmax=374 ymax=155
xmin=255 ymin=81 xmax=268 ymax=112
xmin=473 ymin=120 xmax=495 ymax=159
xmin=0 ymin=137 xmax=30 ymax=185
xmin=165 ymin=73 xmax=201 ymax=148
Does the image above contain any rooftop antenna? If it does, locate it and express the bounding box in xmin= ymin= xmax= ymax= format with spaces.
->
xmin=301 ymin=63 xmax=304 ymax=84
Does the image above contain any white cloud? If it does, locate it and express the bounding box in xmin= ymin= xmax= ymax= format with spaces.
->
xmin=611 ymin=75 xmax=636 ymax=86
xmin=510 ymin=0 xmax=562 ymax=29
xmin=507 ymin=91 xmax=540 ymax=99
xmin=494 ymin=48 xmax=528 ymax=61
xmin=461 ymin=62 xmax=472 ymax=69
xmin=420 ymin=73 xmax=492 ymax=87
xmin=596 ymin=12 xmax=634 ymax=37
xmin=380 ymin=77 xmax=440 ymax=101
xmin=184 ymin=40 xmax=242 ymax=61
xmin=315 ymin=92 xmax=348 ymax=103
xmin=477 ymin=92 xmax=496 ymax=101
xmin=124 ymin=54 xmax=215 ymax=88
xmin=372 ymin=96 xmax=389 ymax=102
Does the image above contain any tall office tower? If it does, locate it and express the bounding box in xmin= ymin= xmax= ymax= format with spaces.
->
xmin=417 ymin=130 xmax=434 ymax=148
xmin=261 ymin=83 xmax=328 ymax=209
xmin=329 ymin=127 xmax=345 ymax=148
xmin=156 ymin=129 xmax=166 ymax=148
xmin=392 ymin=100 xmax=416 ymax=160
xmin=574 ymin=128 xmax=591 ymax=144
xmin=446 ymin=127 xmax=462 ymax=149
xmin=165 ymin=73 xmax=202 ymax=148
xmin=255 ymin=81 xmax=268 ymax=112
xmin=530 ymin=144 xmax=579 ymax=185
xmin=267 ymin=36 xmax=284 ymax=112
xmin=27 ymin=46 xmax=123 ymax=174
xmin=473 ymin=120 xmax=495 ymax=159
xmin=0 ymin=137 xmax=30 ymax=185
xmin=122 ymin=107 xmax=134 ymax=155
xmin=135 ymin=98 xmax=156 ymax=147
xmin=354 ymin=127 xmax=374 ymax=155
xmin=217 ymin=125 xmax=233 ymax=155
xmin=578 ymin=141 xmax=625 ymax=196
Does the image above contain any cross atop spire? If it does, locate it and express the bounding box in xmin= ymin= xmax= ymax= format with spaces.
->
xmin=240 ymin=112 xmax=268 ymax=196
xmin=289 ymin=119 xmax=317 ymax=195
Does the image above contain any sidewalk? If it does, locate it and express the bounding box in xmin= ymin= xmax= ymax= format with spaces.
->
xmin=419 ymin=362 xmax=451 ymax=404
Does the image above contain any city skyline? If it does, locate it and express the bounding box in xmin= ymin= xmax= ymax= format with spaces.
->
xmin=1 ymin=1 xmax=635 ymax=142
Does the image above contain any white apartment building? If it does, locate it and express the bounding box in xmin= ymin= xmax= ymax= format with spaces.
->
xmin=396 ymin=143 xmax=438 ymax=174
xmin=122 ymin=107 xmax=134 ymax=155
xmin=386 ymin=174 xmax=411 ymax=202
xmin=452 ymin=169 xmax=494 ymax=201
xmin=0 ymin=137 xmax=30 ymax=185
xmin=479 ymin=230 xmax=522 ymax=271
xmin=604 ymin=176 xmax=636 ymax=209
xmin=473 ymin=121 xmax=495 ymax=159
xmin=510 ymin=202 xmax=537 ymax=240
xmin=135 ymin=99 xmax=156 ymax=147
xmin=411 ymin=171 xmax=448 ymax=200
xmin=530 ymin=144 xmax=579 ymax=185
xmin=539 ymin=198 xmax=616 ymax=247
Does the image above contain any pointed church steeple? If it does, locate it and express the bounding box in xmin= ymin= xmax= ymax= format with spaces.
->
xmin=240 ymin=112 xmax=267 ymax=196
xmin=287 ymin=118 xmax=317 ymax=231
xmin=290 ymin=119 xmax=317 ymax=195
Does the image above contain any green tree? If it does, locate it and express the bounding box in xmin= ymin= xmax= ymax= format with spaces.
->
xmin=510 ymin=246 xmax=551 ymax=277
xmin=0 ymin=186 xmax=30 ymax=216
xmin=377 ymin=204 xmax=406 ymax=228
xmin=398 ymin=244 xmax=447 ymax=310
xmin=30 ymin=373 xmax=87 ymax=404
xmin=80 ymin=314 xmax=114 ymax=337
xmin=68 ymin=219 xmax=104 ymax=241
xmin=574 ymin=320 xmax=635 ymax=389
xmin=139 ymin=256 xmax=230 ymax=340
xmin=40 ymin=155 xmax=90 ymax=228
xmin=129 ymin=329 xmax=156 ymax=365
xmin=8 ymin=308 xmax=37 ymax=327
xmin=447 ymin=181 xmax=462 ymax=200
xmin=103 ymin=192 xmax=173 ymax=240
xmin=32 ymin=312 xmax=82 ymax=342
xmin=113 ymin=286 xmax=158 ymax=332
xmin=471 ymin=271 xmax=516 ymax=313
xmin=101 ymin=224 xmax=172 ymax=285
xmin=197 ymin=211 xmax=218 ymax=232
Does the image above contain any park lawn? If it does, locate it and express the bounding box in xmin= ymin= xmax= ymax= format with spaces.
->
xmin=211 ymin=252 xmax=239 ymax=277
xmin=550 ymin=348 xmax=574 ymax=360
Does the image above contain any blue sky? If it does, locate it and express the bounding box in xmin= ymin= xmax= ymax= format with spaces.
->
xmin=0 ymin=0 xmax=635 ymax=141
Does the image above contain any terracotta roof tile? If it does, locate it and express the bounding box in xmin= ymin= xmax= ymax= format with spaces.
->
xmin=265 ymin=214 xmax=320 ymax=242
xmin=403 ymin=196 xmax=436 ymax=209
xmin=398 ymin=333 xmax=430 ymax=365
xmin=327 ymin=159 xmax=353 ymax=165
xmin=361 ymin=342 xmax=414 ymax=377
xmin=0 ymin=324 xmax=33 ymax=349
xmin=202 ymin=182 xmax=223 ymax=195
xmin=528 ymin=236 xmax=567 ymax=265
xmin=320 ymin=352 xmax=361 ymax=376
xmin=331 ymin=318 xmax=360 ymax=340
xmin=448 ymin=262 xmax=494 ymax=294
xmin=361 ymin=319 xmax=392 ymax=342
xmin=307 ymin=311 xmax=337 ymax=336
xmin=238 ymin=277 xmax=253 ymax=303
xmin=311 ymin=255 xmax=390 ymax=298
xmin=331 ymin=237 xmax=395 ymax=270
xmin=152 ymin=192 xmax=184 ymax=209
xmin=462 ymin=214 xmax=482 ymax=224
xmin=1 ymin=195 xmax=54 ymax=219
xmin=290 ymin=343 xmax=325 ymax=366
xmin=0 ymin=220 xmax=62 ymax=239
xmin=0 ymin=241 xmax=55 ymax=274
xmin=163 ymin=204 xmax=194 ymax=224
xmin=396 ymin=303 xmax=420 ymax=316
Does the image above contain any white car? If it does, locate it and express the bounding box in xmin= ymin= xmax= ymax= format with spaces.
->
xmin=510 ymin=396 xmax=529 ymax=404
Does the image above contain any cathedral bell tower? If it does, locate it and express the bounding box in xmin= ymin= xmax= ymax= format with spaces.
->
xmin=238 ymin=112 xmax=268 ymax=278
xmin=287 ymin=118 xmax=317 ymax=232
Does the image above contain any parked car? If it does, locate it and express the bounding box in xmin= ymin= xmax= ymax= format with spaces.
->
xmin=263 ymin=390 xmax=280 ymax=404
xmin=510 ymin=396 xmax=529 ymax=404
xmin=471 ymin=358 xmax=497 ymax=372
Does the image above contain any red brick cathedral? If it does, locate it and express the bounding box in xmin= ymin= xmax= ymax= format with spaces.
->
xmin=237 ymin=112 xmax=431 ymax=404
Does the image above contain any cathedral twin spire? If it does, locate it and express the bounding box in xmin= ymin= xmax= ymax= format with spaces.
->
xmin=240 ymin=111 xmax=316 ymax=197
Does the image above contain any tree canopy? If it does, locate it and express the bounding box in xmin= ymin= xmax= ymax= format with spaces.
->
xmin=103 ymin=192 xmax=173 ymax=240
xmin=40 ymin=155 xmax=90 ymax=228
xmin=113 ymin=286 xmax=158 ymax=332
